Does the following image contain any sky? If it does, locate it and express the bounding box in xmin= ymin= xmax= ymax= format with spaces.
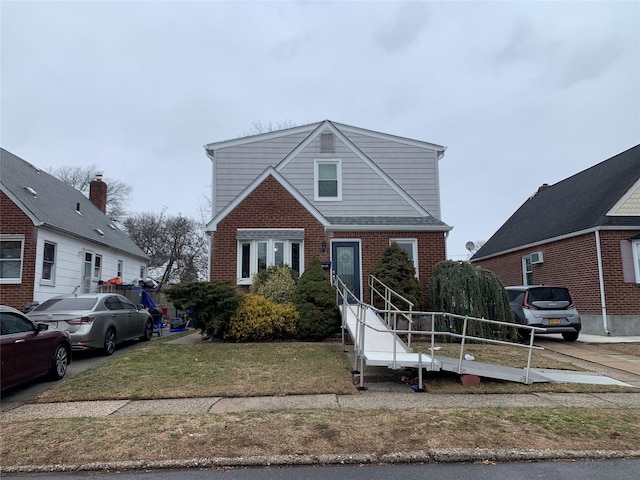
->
xmin=2 ymin=0 xmax=639 ymax=261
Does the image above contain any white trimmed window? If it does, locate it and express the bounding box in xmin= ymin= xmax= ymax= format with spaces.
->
xmin=314 ymin=159 xmax=342 ymax=201
xmin=633 ymin=240 xmax=640 ymax=283
xmin=391 ymin=239 xmax=418 ymax=278
xmin=238 ymin=238 xmax=303 ymax=285
xmin=42 ymin=241 xmax=56 ymax=283
xmin=522 ymin=255 xmax=533 ymax=285
xmin=117 ymin=260 xmax=123 ymax=279
xmin=94 ymin=255 xmax=102 ymax=279
xmin=0 ymin=236 xmax=24 ymax=283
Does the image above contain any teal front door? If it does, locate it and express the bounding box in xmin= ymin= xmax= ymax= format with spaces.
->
xmin=331 ymin=241 xmax=361 ymax=303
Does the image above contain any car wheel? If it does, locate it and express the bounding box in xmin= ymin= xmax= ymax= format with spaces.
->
xmin=104 ymin=328 xmax=116 ymax=356
xmin=50 ymin=344 xmax=70 ymax=380
xmin=562 ymin=331 xmax=579 ymax=342
xmin=141 ymin=319 xmax=153 ymax=342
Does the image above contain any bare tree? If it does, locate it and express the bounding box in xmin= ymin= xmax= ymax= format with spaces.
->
xmin=124 ymin=211 xmax=208 ymax=285
xmin=48 ymin=165 xmax=132 ymax=223
xmin=242 ymin=119 xmax=297 ymax=136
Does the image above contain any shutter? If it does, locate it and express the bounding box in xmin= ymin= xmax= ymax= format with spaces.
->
xmin=620 ymin=240 xmax=636 ymax=283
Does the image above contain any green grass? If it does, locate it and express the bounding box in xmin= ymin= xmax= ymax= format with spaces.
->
xmin=34 ymin=334 xmax=638 ymax=403
xmin=35 ymin=339 xmax=356 ymax=402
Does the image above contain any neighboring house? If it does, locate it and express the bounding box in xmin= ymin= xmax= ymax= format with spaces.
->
xmin=0 ymin=148 xmax=149 ymax=310
xmin=471 ymin=144 xmax=640 ymax=336
xmin=204 ymin=120 xmax=452 ymax=305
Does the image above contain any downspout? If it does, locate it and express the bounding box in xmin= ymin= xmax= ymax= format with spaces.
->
xmin=595 ymin=229 xmax=610 ymax=335
xmin=205 ymin=148 xmax=215 ymax=282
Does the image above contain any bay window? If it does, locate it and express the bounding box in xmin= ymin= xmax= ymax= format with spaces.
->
xmin=237 ymin=230 xmax=304 ymax=284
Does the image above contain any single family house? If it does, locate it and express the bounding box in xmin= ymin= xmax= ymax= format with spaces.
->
xmin=0 ymin=148 xmax=149 ymax=310
xmin=204 ymin=120 xmax=452 ymax=305
xmin=471 ymin=144 xmax=640 ymax=336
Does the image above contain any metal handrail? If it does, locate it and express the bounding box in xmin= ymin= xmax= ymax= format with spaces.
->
xmin=334 ymin=273 xmax=545 ymax=386
xmin=369 ymin=274 xmax=415 ymax=347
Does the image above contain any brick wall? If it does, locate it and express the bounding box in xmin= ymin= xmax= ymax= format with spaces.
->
xmin=210 ymin=175 xmax=329 ymax=282
xmin=209 ymin=175 xmax=447 ymax=305
xmin=0 ymin=191 xmax=37 ymax=309
xmin=472 ymin=231 xmax=640 ymax=316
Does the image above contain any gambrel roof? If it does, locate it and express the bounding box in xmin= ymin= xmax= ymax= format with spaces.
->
xmin=0 ymin=148 xmax=148 ymax=260
xmin=205 ymin=120 xmax=451 ymax=232
xmin=472 ymin=144 xmax=640 ymax=260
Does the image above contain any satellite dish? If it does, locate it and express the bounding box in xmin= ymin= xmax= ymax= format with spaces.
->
xmin=465 ymin=241 xmax=476 ymax=252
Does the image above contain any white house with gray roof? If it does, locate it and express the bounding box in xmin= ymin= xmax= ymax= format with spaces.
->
xmin=0 ymin=148 xmax=149 ymax=310
xmin=204 ymin=120 xmax=451 ymax=305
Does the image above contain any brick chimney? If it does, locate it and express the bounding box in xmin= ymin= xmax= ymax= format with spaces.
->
xmin=89 ymin=174 xmax=107 ymax=214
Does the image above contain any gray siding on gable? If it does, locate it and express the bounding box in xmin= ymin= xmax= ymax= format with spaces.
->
xmin=213 ymin=132 xmax=309 ymax=215
xmin=279 ymin=135 xmax=420 ymax=217
xmin=344 ymin=132 xmax=441 ymax=218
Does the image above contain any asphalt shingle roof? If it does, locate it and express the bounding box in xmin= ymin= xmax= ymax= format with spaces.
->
xmin=326 ymin=216 xmax=450 ymax=228
xmin=473 ymin=144 xmax=640 ymax=260
xmin=1 ymin=148 xmax=147 ymax=260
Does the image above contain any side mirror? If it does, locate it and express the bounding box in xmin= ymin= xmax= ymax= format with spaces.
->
xmin=37 ymin=323 xmax=49 ymax=332
xmin=137 ymin=304 xmax=145 ymax=311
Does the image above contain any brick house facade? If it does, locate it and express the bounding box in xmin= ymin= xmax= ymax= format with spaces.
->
xmin=205 ymin=121 xmax=451 ymax=306
xmin=1 ymin=149 xmax=149 ymax=310
xmin=471 ymin=145 xmax=640 ymax=336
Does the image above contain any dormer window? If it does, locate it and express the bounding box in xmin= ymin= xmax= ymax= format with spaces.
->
xmin=314 ymin=159 xmax=342 ymax=201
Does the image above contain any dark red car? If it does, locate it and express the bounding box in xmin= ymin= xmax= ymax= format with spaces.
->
xmin=1 ymin=305 xmax=71 ymax=392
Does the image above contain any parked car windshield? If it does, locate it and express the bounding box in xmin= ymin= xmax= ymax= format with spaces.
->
xmin=33 ymin=297 xmax=98 ymax=312
xmin=527 ymin=287 xmax=572 ymax=303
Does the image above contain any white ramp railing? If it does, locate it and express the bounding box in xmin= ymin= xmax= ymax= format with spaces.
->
xmin=332 ymin=273 xmax=546 ymax=389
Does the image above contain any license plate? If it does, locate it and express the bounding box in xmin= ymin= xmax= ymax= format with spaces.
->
xmin=549 ymin=318 xmax=561 ymax=325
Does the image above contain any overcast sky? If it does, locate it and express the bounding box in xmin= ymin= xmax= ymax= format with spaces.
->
xmin=2 ymin=1 xmax=639 ymax=261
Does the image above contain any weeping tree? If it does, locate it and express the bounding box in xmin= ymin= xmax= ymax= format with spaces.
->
xmin=428 ymin=260 xmax=515 ymax=341
xmin=370 ymin=242 xmax=423 ymax=310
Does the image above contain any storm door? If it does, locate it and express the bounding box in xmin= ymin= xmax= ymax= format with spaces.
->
xmin=331 ymin=241 xmax=361 ymax=303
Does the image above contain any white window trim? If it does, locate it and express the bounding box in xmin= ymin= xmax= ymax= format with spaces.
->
xmin=522 ymin=255 xmax=533 ymax=285
xmin=94 ymin=254 xmax=102 ymax=279
xmin=391 ymin=238 xmax=419 ymax=278
xmin=41 ymin=241 xmax=57 ymax=285
xmin=117 ymin=260 xmax=124 ymax=279
xmin=0 ymin=235 xmax=24 ymax=284
xmin=314 ymin=159 xmax=342 ymax=201
xmin=633 ymin=240 xmax=640 ymax=283
xmin=237 ymin=239 xmax=304 ymax=285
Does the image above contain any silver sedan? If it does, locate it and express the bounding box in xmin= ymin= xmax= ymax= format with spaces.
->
xmin=27 ymin=294 xmax=153 ymax=355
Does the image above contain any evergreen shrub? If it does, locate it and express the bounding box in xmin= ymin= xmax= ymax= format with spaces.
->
xmin=165 ymin=281 xmax=242 ymax=339
xmin=225 ymin=294 xmax=298 ymax=342
xmin=292 ymin=257 xmax=341 ymax=340
xmin=370 ymin=242 xmax=423 ymax=310
xmin=250 ymin=265 xmax=298 ymax=303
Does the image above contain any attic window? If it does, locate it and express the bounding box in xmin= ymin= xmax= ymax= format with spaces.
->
xmin=320 ymin=133 xmax=335 ymax=153
xmin=95 ymin=228 xmax=105 ymax=237
xmin=23 ymin=186 xmax=37 ymax=197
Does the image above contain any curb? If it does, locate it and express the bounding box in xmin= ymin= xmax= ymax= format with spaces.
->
xmin=3 ymin=449 xmax=640 ymax=474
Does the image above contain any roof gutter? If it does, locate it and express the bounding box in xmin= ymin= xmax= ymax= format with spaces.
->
xmin=472 ymin=225 xmax=635 ymax=262
xmin=595 ymin=229 xmax=610 ymax=335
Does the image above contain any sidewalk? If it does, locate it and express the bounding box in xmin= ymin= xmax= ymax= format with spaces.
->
xmin=2 ymin=391 xmax=640 ymax=423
